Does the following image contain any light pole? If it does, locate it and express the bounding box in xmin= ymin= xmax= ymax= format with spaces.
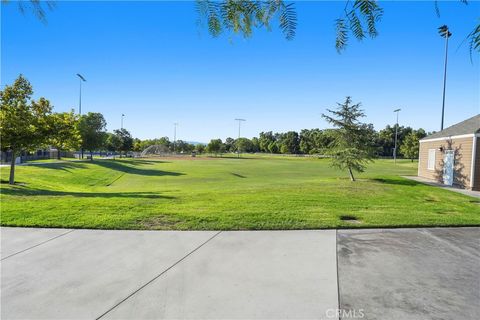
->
xmin=393 ymin=108 xmax=401 ymax=164
xmin=235 ymin=118 xmax=246 ymax=157
xmin=76 ymin=74 xmax=86 ymax=115
xmin=173 ymin=123 xmax=178 ymax=154
xmin=121 ymin=114 xmax=125 ymax=130
xmin=76 ymin=74 xmax=86 ymax=159
xmin=438 ymin=25 xmax=451 ymax=131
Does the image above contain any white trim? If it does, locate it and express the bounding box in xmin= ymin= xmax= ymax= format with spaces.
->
xmin=420 ymin=133 xmax=475 ymax=143
xmin=471 ymin=136 xmax=477 ymax=188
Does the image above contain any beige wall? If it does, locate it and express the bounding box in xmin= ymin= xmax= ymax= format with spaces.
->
xmin=418 ymin=137 xmax=474 ymax=189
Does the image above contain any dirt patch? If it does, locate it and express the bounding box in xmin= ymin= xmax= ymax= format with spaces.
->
xmin=139 ymin=215 xmax=181 ymax=229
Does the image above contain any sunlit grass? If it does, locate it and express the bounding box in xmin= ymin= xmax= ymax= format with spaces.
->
xmin=1 ymin=157 xmax=478 ymax=230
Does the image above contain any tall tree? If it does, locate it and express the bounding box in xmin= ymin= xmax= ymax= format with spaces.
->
xmin=322 ymin=96 xmax=375 ymax=181
xmin=78 ymin=112 xmax=107 ymax=160
xmin=277 ymin=131 xmax=300 ymax=154
xmin=105 ymin=132 xmax=122 ymax=158
xmin=400 ymin=129 xmax=427 ymax=162
xmin=259 ymin=131 xmax=275 ymax=152
xmin=0 ymin=75 xmax=52 ymax=184
xmin=224 ymin=137 xmax=236 ymax=153
xmin=48 ymin=111 xmax=81 ymax=159
xmin=113 ymin=128 xmax=134 ymax=157
xmin=235 ymin=137 xmax=254 ymax=153
xmin=207 ymin=139 xmax=224 ymax=156
xmin=195 ymin=144 xmax=206 ymax=154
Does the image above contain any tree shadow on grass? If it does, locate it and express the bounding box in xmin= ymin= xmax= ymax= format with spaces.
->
xmin=371 ymin=178 xmax=421 ymax=187
xmin=1 ymin=186 xmax=175 ymax=199
xmin=28 ymin=159 xmax=183 ymax=177
xmin=110 ymin=159 xmax=170 ymax=165
xmin=231 ymin=173 xmax=247 ymax=178
xmin=28 ymin=162 xmax=88 ymax=172
xmin=94 ymin=160 xmax=183 ymax=177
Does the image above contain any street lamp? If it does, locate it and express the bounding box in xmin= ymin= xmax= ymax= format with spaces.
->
xmin=173 ymin=123 xmax=178 ymax=153
xmin=76 ymin=73 xmax=86 ymax=115
xmin=393 ymin=108 xmax=401 ymax=164
xmin=438 ymin=25 xmax=452 ymax=131
xmin=121 ymin=114 xmax=125 ymax=130
xmin=235 ymin=118 xmax=246 ymax=157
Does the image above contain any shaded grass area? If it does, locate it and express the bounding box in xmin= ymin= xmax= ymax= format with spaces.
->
xmin=1 ymin=157 xmax=479 ymax=230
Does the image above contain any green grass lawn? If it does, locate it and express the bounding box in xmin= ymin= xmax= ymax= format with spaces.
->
xmin=1 ymin=156 xmax=479 ymax=230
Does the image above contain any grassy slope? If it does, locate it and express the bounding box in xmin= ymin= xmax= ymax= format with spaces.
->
xmin=1 ymin=157 xmax=479 ymax=230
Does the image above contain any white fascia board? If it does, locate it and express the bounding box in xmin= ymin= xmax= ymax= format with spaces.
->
xmin=420 ymin=133 xmax=475 ymax=143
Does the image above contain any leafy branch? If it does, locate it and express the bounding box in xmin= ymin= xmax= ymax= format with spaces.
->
xmin=195 ymin=0 xmax=297 ymax=40
xmin=335 ymin=0 xmax=383 ymax=53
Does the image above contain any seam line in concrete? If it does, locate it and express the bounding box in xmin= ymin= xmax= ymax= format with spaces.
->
xmin=1 ymin=229 xmax=76 ymax=261
xmin=95 ymin=230 xmax=223 ymax=320
xmin=335 ymin=229 xmax=342 ymax=320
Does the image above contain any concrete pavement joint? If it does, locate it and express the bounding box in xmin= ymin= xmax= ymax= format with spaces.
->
xmin=1 ymin=229 xmax=76 ymax=261
xmin=95 ymin=230 xmax=223 ymax=320
xmin=335 ymin=229 xmax=342 ymax=320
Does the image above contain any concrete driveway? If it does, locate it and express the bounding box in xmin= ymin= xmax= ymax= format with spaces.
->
xmin=1 ymin=227 xmax=479 ymax=320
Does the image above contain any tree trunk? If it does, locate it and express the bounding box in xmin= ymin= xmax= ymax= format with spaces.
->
xmin=348 ymin=167 xmax=355 ymax=182
xmin=57 ymin=149 xmax=61 ymax=160
xmin=9 ymin=150 xmax=16 ymax=185
xmin=90 ymin=151 xmax=93 ymax=161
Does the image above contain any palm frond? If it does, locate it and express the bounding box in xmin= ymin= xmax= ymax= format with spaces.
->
xmin=349 ymin=11 xmax=365 ymax=40
xmin=279 ymin=2 xmax=297 ymax=41
xmin=468 ymin=22 xmax=480 ymax=62
xmin=335 ymin=18 xmax=348 ymax=53
xmin=434 ymin=0 xmax=440 ymax=17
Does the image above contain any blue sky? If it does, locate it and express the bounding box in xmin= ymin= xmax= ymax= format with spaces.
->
xmin=1 ymin=1 xmax=479 ymax=142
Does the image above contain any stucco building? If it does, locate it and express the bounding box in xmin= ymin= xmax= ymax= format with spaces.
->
xmin=418 ymin=114 xmax=480 ymax=190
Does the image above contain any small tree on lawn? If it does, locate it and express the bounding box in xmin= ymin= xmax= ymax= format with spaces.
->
xmin=400 ymin=129 xmax=426 ymax=162
xmin=322 ymin=96 xmax=375 ymax=181
xmin=0 ymin=75 xmax=52 ymax=184
xmin=48 ymin=111 xmax=81 ymax=159
xmin=78 ymin=112 xmax=107 ymax=161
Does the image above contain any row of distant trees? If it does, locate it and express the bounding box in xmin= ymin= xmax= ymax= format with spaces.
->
xmin=132 ymin=125 xmax=428 ymax=160
xmin=0 ymin=75 xmax=135 ymax=184
xmin=201 ymin=126 xmax=427 ymax=160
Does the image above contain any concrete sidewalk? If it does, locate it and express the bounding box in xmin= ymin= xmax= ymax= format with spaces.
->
xmin=1 ymin=227 xmax=479 ymax=319
xmin=402 ymin=175 xmax=480 ymax=198
xmin=1 ymin=228 xmax=338 ymax=319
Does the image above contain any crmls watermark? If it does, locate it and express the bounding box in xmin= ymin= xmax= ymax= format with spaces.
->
xmin=324 ymin=308 xmax=365 ymax=319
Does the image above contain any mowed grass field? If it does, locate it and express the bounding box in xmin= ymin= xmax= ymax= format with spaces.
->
xmin=1 ymin=156 xmax=479 ymax=230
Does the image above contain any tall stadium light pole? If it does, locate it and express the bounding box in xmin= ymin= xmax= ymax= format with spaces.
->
xmin=121 ymin=114 xmax=125 ymax=130
xmin=235 ymin=118 xmax=246 ymax=158
xmin=438 ymin=25 xmax=451 ymax=131
xmin=393 ymin=108 xmax=401 ymax=164
xmin=76 ymin=74 xmax=86 ymax=115
xmin=173 ymin=123 xmax=178 ymax=154
xmin=76 ymin=74 xmax=86 ymax=159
